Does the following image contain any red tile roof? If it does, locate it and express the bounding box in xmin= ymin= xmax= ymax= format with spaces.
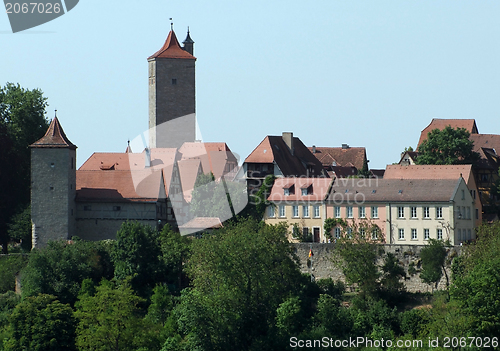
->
xmin=384 ymin=164 xmax=474 ymax=184
xmin=177 ymin=159 xmax=203 ymax=203
xmin=179 ymin=217 xmax=223 ymax=230
xmin=76 ymin=170 xmax=165 ymax=202
xmin=245 ymin=135 xmax=325 ymax=177
xmin=418 ymin=119 xmax=478 ymax=147
xmin=30 ymin=117 xmax=76 ymax=150
xmin=148 ymin=30 xmax=196 ymax=60
xmin=268 ymin=177 xmax=333 ymax=202
xmin=326 ymin=178 xmax=462 ymax=203
xmin=309 ymin=146 xmax=366 ymax=171
xmin=78 ymin=149 xmax=179 ymax=197
xmin=178 ymin=142 xmax=238 ymax=180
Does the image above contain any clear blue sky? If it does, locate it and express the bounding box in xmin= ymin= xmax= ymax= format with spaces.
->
xmin=2 ymin=0 xmax=500 ymax=169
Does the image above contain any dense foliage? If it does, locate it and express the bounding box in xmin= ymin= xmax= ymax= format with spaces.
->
xmin=416 ymin=126 xmax=480 ymax=165
xmin=0 ymin=220 xmax=499 ymax=350
xmin=0 ymin=83 xmax=50 ymax=253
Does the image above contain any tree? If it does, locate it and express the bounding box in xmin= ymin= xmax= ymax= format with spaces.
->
xmin=172 ymin=219 xmax=306 ymax=351
xmin=75 ymin=279 xmax=157 ymax=351
xmin=332 ymin=221 xmax=382 ymax=297
xmin=419 ymin=239 xmax=449 ymax=289
xmin=0 ymin=255 xmax=28 ymax=293
xmin=416 ymin=126 xmax=480 ymax=165
xmin=112 ymin=221 xmax=165 ymax=296
xmin=21 ymin=239 xmax=114 ymax=305
xmin=158 ymin=225 xmax=191 ymax=293
xmin=449 ymin=222 xmax=500 ymax=337
xmin=7 ymin=205 xmax=31 ymax=252
xmin=0 ymin=83 xmax=49 ymax=253
xmin=358 ymin=158 xmax=370 ymax=178
xmin=5 ymin=294 xmax=76 ymax=351
xmin=380 ymin=252 xmax=406 ymax=301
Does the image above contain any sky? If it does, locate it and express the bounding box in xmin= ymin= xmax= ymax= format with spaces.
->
xmin=2 ymin=0 xmax=500 ymax=169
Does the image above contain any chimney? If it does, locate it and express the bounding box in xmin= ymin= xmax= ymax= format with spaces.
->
xmin=312 ymin=145 xmax=316 ymax=154
xmin=342 ymin=144 xmax=349 ymax=150
xmin=145 ymin=148 xmax=151 ymax=168
xmin=282 ymin=132 xmax=294 ymax=155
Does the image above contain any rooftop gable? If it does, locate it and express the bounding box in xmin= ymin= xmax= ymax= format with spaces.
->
xmin=268 ymin=177 xmax=333 ymax=202
xmin=309 ymin=146 xmax=366 ymax=170
xmin=245 ymin=134 xmax=325 ymax=177
xmin=30 ymin=117 xmax=76 ymax=150
xmin=148 ymin=30 xmax=196 ymax=60
xmin=418 ymin=119 xmax=478 ymax=147
xmin=384 ymin=164 xmax=474 ymax=185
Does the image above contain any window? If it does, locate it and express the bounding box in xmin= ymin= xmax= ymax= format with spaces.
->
xmin=481 ymin=174 xmax=489 ymax=182
xmin=437 ymin=229 xmax=443 ymax=240
xmin=84 ymin=205 xmax=91 ymax=211
xmin=359 ymin=227 xmax=366 ymax=238
xmin=371 ymin=206 xmax=378 ymax=218
xmin=411 ymin=228 xmax=417 ymax=240
xmin=303 ymin=205 xmax=309 ymax=217
xmin=314 ymin=205 xmax=320 ymax=218
xmin=334 ymin=227 xmax=341 ymax=239
xmin=398 ymin=207 xmax=405 ymax=218
xmin=279 ymin=205 xmax=286 ymax=217
xmin=347 ymin=227 xmax=353 ymax=238
xmin=335 ymin=207 xmax=341 ymax=218
xmin=468 ymin=229 xmax=471 ymax=240
xmin=462 ymin=207 xmax=465 ymax=219
xmin=371 ymin=227 xmax=379 ymax=240
xmin=457 ymin=228 xmax=462 ymax=241
xmin=301 ymin=188 xmax=308 ymax=196
xmin=359 ymin=206 xmax=366 ymax=218
xmin=466 ymin=207 xmax=471 ymax=220
xmin=302 ymin=227 xmax=309 ymax=240
xmin=347 ymin=206 xmax=353 ymax=218
xmin=423 ymin=207 xmax=430 ymax=219
xmin=292 ymin=206 xmax=299 ymax=217
xmin=284 ymin=188 xmax=290 ymax=196
xmin=461 ymin=189 xmax=465 ymax=200
xmin=268 ymin=206 xmax=275 ymax=218
xmin=399 ymin=228 xmax=405 ymax=240
xmin=411 ymin=207 xmax=417 ymax=218
xmin=436 ymin=207 xmax=443 ymax=219
xmin=476 ymin=208 xmax=479 ymax=220
xmin=113 ymin=206 xmax=121 ymax=211
xmin=171 ymin=78 xmax=177 ymax=85
xmin=424 ymin=229 xmax=430 ymax=240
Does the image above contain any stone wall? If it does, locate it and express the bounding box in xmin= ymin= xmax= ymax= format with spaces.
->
xmin=293 ymin=243 xmax=461 ymax=292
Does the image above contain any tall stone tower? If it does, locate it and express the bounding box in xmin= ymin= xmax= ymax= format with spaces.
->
xmin=148 ymin=29 xmax=196 ymax=148
xmin=30 ymin=117 xmax=77 ymax=248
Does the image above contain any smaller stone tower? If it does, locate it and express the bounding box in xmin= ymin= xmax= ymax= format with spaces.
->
xmin=148 ymin=28 xmax=196 ymax=149
xmin=30 ymin=117 xmax=77 ymax=249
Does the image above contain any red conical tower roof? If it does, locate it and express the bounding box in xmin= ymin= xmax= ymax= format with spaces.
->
xmin=148 ymin=30 xmax=196 ymax=60
xmin=30 ymin=117 xmax=77 ymax=150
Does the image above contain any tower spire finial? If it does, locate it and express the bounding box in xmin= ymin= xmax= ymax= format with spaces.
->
xmin=169 ymin=17 xmax=173 ymax=31
xmin=54 ymin=109 xmax=57 ymax=117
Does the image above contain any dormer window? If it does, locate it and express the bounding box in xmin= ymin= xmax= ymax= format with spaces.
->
xmin=301 ymin=188 xmax=308 ymax=196
xmin=284 ymin=188 xmax=290 ymax=196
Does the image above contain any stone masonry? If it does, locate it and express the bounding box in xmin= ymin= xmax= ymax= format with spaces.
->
xmin=294 ymin=243 xmax=461 ymax=293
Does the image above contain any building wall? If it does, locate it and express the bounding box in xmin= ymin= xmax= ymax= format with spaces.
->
xmin=326 ymin=203 xmax=388 ymax=241
xmin=294 ymin=243 xmax=461 ymax=292
xmin=265 ymin=202 xmax=326 ymax=242
xmin=148 ymin=58 xmax=195 ymax=148
xmin=31 ymin=147 xmax=76 ymax=248
xmin=75 ymin=201 xmax=161 ymax=240
xmin=76 ymin=218 xmax=158 ymax=241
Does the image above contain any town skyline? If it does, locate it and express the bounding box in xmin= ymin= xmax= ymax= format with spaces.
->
xmin=2 ymin=0 xmax=500 ymax=169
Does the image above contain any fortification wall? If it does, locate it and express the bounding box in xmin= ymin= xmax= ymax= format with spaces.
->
xmin=293 ymin=243 xmax=461 ymax=293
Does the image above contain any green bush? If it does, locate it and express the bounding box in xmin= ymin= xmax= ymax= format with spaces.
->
xmin=0 ymin=255 xmax=28 ymax=293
